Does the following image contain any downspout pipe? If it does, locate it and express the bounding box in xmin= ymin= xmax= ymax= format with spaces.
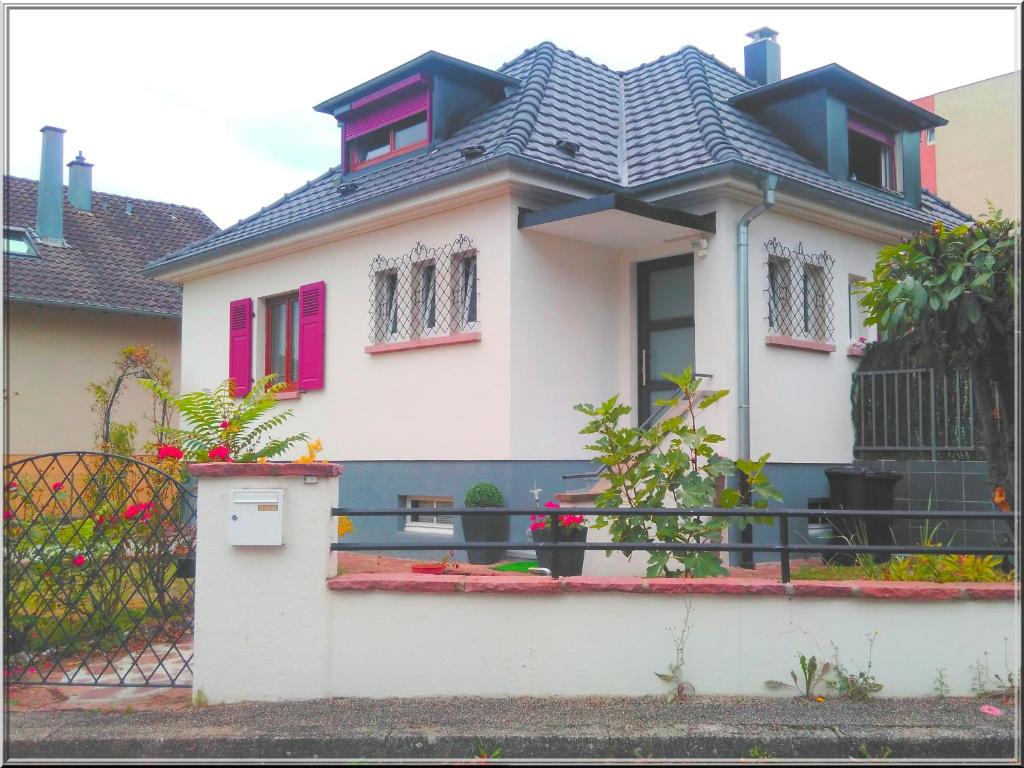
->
xmin=736 ymin=173 xmax=778 ymax=565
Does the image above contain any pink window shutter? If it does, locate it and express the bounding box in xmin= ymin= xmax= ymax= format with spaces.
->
xmin=298 ymin=281 xmax=326 ymax=391
xmin=228 ymin=298 xmax=253 ymax=397
xmin=343 ymin=88 xmax=429 ymax=140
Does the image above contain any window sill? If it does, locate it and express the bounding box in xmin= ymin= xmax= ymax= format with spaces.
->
xmin=846 ymin=344 xmax=866 ymax=358
xmin=765 ymin=335 xmax=835 ymax=354
xmin=273 ymin=390 xmax=302 ymax=400
xmin=365 ymin=331 xmax=482 ymax=355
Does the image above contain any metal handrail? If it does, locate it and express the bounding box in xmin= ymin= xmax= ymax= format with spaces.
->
xmin=331 ymin=506 xmax=1017 ymax=583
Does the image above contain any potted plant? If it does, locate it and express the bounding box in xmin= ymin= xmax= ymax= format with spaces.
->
xmin=462 ymin=482 xmax=509 ymax=565
xmin=530 ymin=501 xmax=588 ymax=577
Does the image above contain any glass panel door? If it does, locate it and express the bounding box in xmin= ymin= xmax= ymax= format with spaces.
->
xmin=637 ymin=254 xmax=695 ymax=424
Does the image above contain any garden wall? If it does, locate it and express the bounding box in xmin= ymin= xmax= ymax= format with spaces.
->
xmin=192 ymin=466 xmax=1019 ymax=705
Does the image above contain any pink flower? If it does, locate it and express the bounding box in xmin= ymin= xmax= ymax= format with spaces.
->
xmin=124 ymin=504 xmax=140 ymax=520
xmin=544 ymin=500 xmax=561 ymax=509
xmin=52 ymin=482 xmax=63 ymax=491
xmin=980 ymin=704 xmax=1002 ymax=717
xmin=72 ymin=554 xmax=86 ymax=567
xmin=3 ymin=509 xmax=13 ymax=521
xmin=7 ymin=481 xmax=17 ymax=491
xmin=220 ymin=421 xmax=230 ymax=429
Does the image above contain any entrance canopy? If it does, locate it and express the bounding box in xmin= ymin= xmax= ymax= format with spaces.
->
xmin=517 ymin=193 xmax=715 ymax=249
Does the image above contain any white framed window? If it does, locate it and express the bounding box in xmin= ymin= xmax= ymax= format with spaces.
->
xmin=848 ymin=274 xmax=871 ymax=342
xmin=4 ymin=228 xmax=37 ymax=257
xmin=925 ymin=128 xmax=936 ymax=146
xmin=767 ymin=254 xmax=793 ymax=331
xmin=458 ymin=253 xmax=478 ymax=328
xmin=413 ymin=260 xmax=438 ymax=337
xmin=372 ymin=269 xmax=401 ymax=343
xmin=802 ymin=263 xmax=828 ymax=336
xmin=403 ymin=496 xmax=455 ymax=533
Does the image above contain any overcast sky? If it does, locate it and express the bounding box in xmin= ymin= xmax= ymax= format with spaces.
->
xmin=5 ymin=3 xmax=1020 ymax=228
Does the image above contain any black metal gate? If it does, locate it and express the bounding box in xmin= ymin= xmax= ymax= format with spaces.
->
xmin=3 ymin=452 xmax=195 ymax=687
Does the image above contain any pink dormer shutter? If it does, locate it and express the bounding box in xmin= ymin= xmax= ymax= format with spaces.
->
xmin=343 ymin=88 xmax=430 ymax=140
xmin=228 ymin=298 xmax=253 ymax=397
xmin=298 ymin=281 xmax=326 ymax=391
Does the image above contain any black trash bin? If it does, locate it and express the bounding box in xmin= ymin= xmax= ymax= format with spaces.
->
xmin=824 ymin=466 xmax=867 ymax=565
xmin=862 ymin=471 xmax=902 ymax=562
xmin=823 ymin=467 xmax=903 ymax=565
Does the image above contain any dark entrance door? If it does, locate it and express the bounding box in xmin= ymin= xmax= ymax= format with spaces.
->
xmin=637 ymin=254 xmax=695 ymax=424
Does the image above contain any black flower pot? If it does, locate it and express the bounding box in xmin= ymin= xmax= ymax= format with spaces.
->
xmin=533 ymin=526 xmax=588 ymax=577
xmin=461 ymin=510 xmax=509 ymax=565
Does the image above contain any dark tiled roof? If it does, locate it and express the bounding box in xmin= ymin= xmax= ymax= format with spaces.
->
xmin=151 ymin=42 xmax=970 ymax=272
xmin=4 ymin=176 xmax=218 ymax=315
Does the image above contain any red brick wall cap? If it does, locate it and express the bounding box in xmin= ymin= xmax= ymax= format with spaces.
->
xmin=188 ymin=462 xmax=343 ymax=477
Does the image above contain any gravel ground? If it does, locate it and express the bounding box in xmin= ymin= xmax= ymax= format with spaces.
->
xmin=6 ymin=694 xmax=1018 ymax=760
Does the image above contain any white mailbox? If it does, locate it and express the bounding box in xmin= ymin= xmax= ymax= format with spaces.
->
xmin=229 ymin=489 xmax=285 ymax=546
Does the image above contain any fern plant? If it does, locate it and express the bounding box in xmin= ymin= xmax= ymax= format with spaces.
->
xmin=140 ymin=375 xmax=309 ymax=463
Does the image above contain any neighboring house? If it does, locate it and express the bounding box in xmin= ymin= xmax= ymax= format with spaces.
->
xmin=4 ymin=126 xmax=219 ymax=457
xmin=145 ymin=29 xmax=969 ymax=554
xmin=913 ymin=71 xmax=1021 ymax=219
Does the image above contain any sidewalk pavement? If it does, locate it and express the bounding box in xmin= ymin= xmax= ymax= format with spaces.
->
xmin=5 ymin=695 xmax=1017 ymax=761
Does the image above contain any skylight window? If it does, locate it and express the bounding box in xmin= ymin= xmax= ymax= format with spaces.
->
xmin=4 ymin=228 xmax=38 ymax=257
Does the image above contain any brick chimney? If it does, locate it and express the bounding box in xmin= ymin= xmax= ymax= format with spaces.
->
xmin=67 ymin=151 xmax=93 ymax=212
xmin=744 ymin=27 xmax=781 ymax=86
xmin=35 ymin=126 xmax=66 ymax=243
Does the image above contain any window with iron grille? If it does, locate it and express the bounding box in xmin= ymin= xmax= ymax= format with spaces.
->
xmin=368 ymin=235 xmax=478 ymax=344
xmin=764 ymin=237 xmax=835 ymax=343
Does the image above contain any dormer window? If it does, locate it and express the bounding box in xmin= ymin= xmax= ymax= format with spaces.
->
xmin=4 ymin=228 xmax=38 ymax=257
xmin=847 ymin=116 xmax=897 ymax=191
xmin=349 ymin=112 xmax=429 ymax=170
xmin=340 ymin=73 xmax=431 ymax=173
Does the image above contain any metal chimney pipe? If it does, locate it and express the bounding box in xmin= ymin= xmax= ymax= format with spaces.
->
xmin=36 ymin=126 xmax=66 ymax=242
xmin=67 ymin=151 xmax=93 ymax=212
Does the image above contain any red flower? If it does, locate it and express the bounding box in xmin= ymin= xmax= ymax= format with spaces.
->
xmin=220 ymin=421 xmax=230 ymax=429
xmin=208 ymin=445 xmax=231 ymax=462
xmin=51 ymin=482 xmax=63 ymax=491
xmin=7 ymin=481 xmax=18 ymax=491
xmin=157 ymin=444 xmax=184 ymax=461
xmin=3 ymin=509 xmax=14 ymax=521
xmin=72 ymin=554 xmax=86 ymax=567
xmin=544 ymin=500 xmax=561 ymax=509
xmin=124 ymin=504 xmax=140 ymax=520
xmin=96 ymin=515 xmax=105 ymax=526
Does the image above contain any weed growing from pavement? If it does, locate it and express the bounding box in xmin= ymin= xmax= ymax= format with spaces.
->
xmin=654 ymin=597 xmax=695 ymax=702
xmin=192 ymin=688 xmax=209 ymax=708
xmin=748 ymin=745 xmax=776 ymax=758
xmin=934 ymin=668 xmax=950 ymax=698
xmin=473 ymin=739 xmax=502 ymax=760
xmin=765 ymin=653 xmax=832 ymax=699
xmin=827 ymin=633 xmax=884 ymax=700
xmin=970 ymin=639 xmax=1018 ymax=701
xmin=856 ymin=744 xmax=892 ymax=759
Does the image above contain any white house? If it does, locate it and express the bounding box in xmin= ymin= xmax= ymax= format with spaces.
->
xmin=145 ymin=30 xmax=968 ymax=555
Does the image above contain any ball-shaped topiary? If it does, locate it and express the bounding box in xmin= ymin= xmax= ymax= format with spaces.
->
xmin=464 ymin=481 xmax=505 ymax=508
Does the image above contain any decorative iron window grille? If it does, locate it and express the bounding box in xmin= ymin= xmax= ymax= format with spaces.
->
xmin=764 ymin=237 xmax=835 ymax=342
xmin=368 ymin=235 xmax=478 ymax=344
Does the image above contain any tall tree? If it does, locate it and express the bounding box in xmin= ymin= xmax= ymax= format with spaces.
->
xmin=858 ymin=208 xmax=1018 ymax=512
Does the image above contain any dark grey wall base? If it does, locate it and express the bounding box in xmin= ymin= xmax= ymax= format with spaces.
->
xmin=335 ymin=459 xmax=596 ymax=561
xmin=855 ymin=459 xmax=1008 ymax=549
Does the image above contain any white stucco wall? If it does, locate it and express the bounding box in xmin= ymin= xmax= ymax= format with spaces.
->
xmin=175 ymin=179 xmax=910 ymax=466
xmin=179 ymin=193 xmax=514 ymax=461
xmin=4 ymin=303 xmax=181 ymax=456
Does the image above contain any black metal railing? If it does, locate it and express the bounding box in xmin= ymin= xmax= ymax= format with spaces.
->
xmin=331 ymin=506 xmax=1016 ymax=584
xmin=853 ymin=367 xmax=992 ymax=460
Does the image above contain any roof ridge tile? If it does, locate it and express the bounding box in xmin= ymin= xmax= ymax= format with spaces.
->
xmin=676 ymin=47 xmax=742 ymax=163
xmin=492 ymin=42 xmax=557 ymax=157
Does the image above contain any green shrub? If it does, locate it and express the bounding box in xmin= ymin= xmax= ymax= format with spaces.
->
xmin=464 ymin=482 xmax=504 ymax=508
